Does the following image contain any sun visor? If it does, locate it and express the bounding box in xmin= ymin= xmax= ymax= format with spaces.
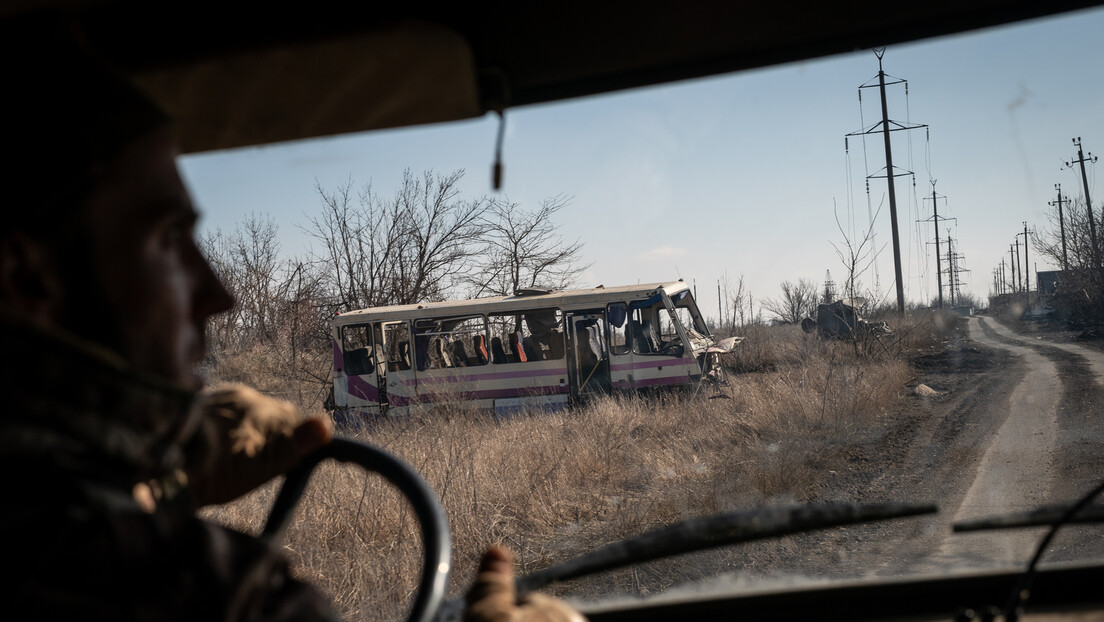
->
xmin=133 ymin=21 xmax=481 ymax=154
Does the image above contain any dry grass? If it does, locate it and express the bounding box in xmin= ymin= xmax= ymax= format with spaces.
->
xmin=202 ymin=311 xmax=942 ymax=618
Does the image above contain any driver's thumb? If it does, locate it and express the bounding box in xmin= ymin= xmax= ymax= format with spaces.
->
xmin=464 ymin=545 xmax=517 ymax=622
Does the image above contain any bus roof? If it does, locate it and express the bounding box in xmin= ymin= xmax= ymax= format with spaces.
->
xmin=333 ymin=281 xmax=691 ymax=326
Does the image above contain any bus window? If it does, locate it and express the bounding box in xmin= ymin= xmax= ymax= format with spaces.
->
xmin=523 ymin=308 xmax=564 ymax=360
xmin=629 ymin=306 xmax=662 ymax=355
xmin=341 ymin=324 xmax=374 ymax=376
xmin=440 ymin=316 xmax=489 ymax=367
xmin=413 ymin=316 xmax=489 ymax=369
xmin=669 ymin=289 xmax=710 ymax=335
xmin=607 ymin=303 xmax=629 ymax=355
xmin=382 ymin=322 xmax=411 ymax=372
xmin=488 ymin=308 xmax=564 ymax=362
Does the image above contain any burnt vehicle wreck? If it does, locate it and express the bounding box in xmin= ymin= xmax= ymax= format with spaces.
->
xmin=11 ymin=1 xmax=1104 ymax=621
xmin=801 ymin=299 xmax=893 ymax=339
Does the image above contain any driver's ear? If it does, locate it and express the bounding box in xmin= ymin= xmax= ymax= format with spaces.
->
xmin=0 ymin=231 xmax=65 ymax=321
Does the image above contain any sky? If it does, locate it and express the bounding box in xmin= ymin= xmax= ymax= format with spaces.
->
xmin=179 ymin=6 xmax=1104 ymax=321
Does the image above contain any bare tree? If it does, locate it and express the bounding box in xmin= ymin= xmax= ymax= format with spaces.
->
xmin=718 ymin=271 xmax=749 ymax=332
xmin=763 ymin=278 xmax=819 ymax=324
xmin=201 ymin=214 xmax=286 ymax=348
xmin=307 ymin=169 xmax=489 ymax=311
xmin=1033 ymin=195 xmax=1103 ymax=323
xmin=465 ymin=195 xmax=589 ymax=298
xmin=831 ymin=201 xmax=884 ymax=313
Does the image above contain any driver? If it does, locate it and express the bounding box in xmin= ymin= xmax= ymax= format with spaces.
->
xmin=0 ymin=17 xmax=584 ymax=622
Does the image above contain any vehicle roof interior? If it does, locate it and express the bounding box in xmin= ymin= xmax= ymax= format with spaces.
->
xmin=6 ymin=1 xmax=1103 ymax=153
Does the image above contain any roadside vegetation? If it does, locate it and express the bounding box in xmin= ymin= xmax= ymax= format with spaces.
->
xmin=202 ymin=310 xmax=951 ymax=619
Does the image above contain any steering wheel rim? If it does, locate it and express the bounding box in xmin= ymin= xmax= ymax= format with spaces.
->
xmin=262 ymin=437 xmax=451 ymax=622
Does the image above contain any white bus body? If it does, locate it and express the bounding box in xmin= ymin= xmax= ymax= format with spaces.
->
xmin=330 ymin=281 xmax=737 ymax=421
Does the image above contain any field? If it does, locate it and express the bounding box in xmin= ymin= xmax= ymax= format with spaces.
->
xmin=202 ymin=311 xmax=951 ymax=619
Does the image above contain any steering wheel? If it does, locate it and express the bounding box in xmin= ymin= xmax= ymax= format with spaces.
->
xmin=262 ymin=437 xmax=451 ymax=622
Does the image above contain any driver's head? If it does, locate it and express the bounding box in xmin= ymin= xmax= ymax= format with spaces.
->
xmin=0 ymin=19 xmax=233 ymax=389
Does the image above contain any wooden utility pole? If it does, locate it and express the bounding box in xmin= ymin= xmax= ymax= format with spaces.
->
xmin=1068 ymin=137 xmax=1100 ymax=267
xmin=1051 ymin=184 xmax=1069 ymax=270
xmin=1013 ymin=238 xmax=1022 ymax=294
xmin=1022 ymin=222 xmax=1030 ymax=294
xmin=1009 ymin=245 xmax=1017 ymax=293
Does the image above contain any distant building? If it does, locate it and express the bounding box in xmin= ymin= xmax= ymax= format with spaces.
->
xmin=1037 ymin=270 xmax=1064 ymax=296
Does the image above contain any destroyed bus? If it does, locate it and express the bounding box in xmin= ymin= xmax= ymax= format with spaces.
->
xmin=330 ymin=281 xmax=739 ymax=419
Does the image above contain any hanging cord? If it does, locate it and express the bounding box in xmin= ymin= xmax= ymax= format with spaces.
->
xmin=1004 ymin=478 xmax=1104 ymax=622
xmin=483 ymin=68 xmax=511 ymax=191
xmin=492 ymin=109 xmax=506 ymax=190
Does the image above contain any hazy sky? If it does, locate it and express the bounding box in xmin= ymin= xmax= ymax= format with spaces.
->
xmin=180 ymin=6 xmax=1104 ymax=319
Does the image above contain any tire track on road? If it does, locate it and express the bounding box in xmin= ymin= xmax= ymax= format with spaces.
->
xmin=924 ymin=317 xmax=1060 ymax=571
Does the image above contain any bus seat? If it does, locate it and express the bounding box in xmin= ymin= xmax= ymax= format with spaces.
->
xmin=373 ymin=344 xmax=387 ymax=377
xmin=630 ymin=320 xmax=650 ymax=353
xmin=429 ymin=337 xmax=450 ymax=368
xmin=451 ymin=339 xmax=470 ymax=366
xmin=586 ymin=325 xmax=603 ymax=360
xmin=345 ymin=347 xmax=372 ymax=375
xmin=440 ymin=337 xmax=454 ymax=368
xmin=522 ymin=335 xmax=542 ymax=361
xmin=473 ymin=334 xmax=489 ymax=365
xmin=509 ymin=332 xmax=527 ymax=363
xmin=641 ymin=319 xmax=661 ymax=353
xmin=546 ymin=330 xmax=565 ymax=360
xmin=491 ymin=336 xmax=508 ymax=364
xmin=398 ymin=341 xmax=412 ymax=370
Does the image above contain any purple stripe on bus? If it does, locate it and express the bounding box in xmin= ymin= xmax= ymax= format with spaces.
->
xmin=347 ymin=375 xmax=380 ymax=401
xmin=416 ymin=385 xmax=570 ymax=403
xmin=333 ymin=339 xmax=343 ymax=371
xmin=397 ymin=366 xmax=568 ymax=386
xmin=632 ymin=376 xmax=690 ymax=387
xmin=608 ymin=358 xmax=697 ymax=372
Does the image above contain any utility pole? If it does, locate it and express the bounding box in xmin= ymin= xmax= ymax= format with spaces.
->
xmin=716 ymin=280 xmax=722 ymax=330
xmin=920 ymin=179 xmax=953 ymax=309
xmin=878 ymin=52 xmax=905 ymax=315
xmin=1051 ymin=184 xmax=1069 ymax=270
xmin=944 ymin=237 xmax=969 ymax=307
xmin=846 ymin=48 xmax=926 ymax=315
xmin=1009 ymin=245 xmax=1017 ymax=293
xmin=1022 ymin=222 xmax=1030 ymax=294
xmin=1067 ymin=137 xmax=1100 ymax=267
xmin=1000 ymin=258 xmax=1007 ymax=295
xmin=1013 ymin=238 xmax=1022 ymax=294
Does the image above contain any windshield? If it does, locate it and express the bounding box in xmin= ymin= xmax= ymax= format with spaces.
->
xmin=188 ymin=7 xmax=1104 ymax=619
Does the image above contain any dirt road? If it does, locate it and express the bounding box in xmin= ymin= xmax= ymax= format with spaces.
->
xmin=728 ymin=315 xmax=1104 ymax=584
xmin=863 ymin=316 xmax=1103 ymax=575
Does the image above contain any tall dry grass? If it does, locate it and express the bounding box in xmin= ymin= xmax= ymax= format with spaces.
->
xmin=202 ymin=311 xmax=943 ymax=618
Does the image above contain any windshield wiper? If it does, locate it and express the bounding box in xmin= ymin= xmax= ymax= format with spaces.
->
xmin=436 ymin=502 xmax=935 ymax=621
xmin=518 ymin=502 xmax=936 ymax=592
xmin=953 ymin=504 xmax=1104 ymax=532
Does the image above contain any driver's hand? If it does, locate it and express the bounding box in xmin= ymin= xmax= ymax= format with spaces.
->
xmin=464 ymin=546 xmax=587 ymax=622
xmin=185 ymin=383 xmax=332 ymax=507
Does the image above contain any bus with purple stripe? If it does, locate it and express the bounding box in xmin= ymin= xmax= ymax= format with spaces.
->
xmin=330 ymin=281 xmax=742 ymax=420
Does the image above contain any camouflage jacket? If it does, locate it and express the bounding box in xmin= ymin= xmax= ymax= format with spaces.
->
xmin=0 ymin=318 xmax=337 ymax=621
